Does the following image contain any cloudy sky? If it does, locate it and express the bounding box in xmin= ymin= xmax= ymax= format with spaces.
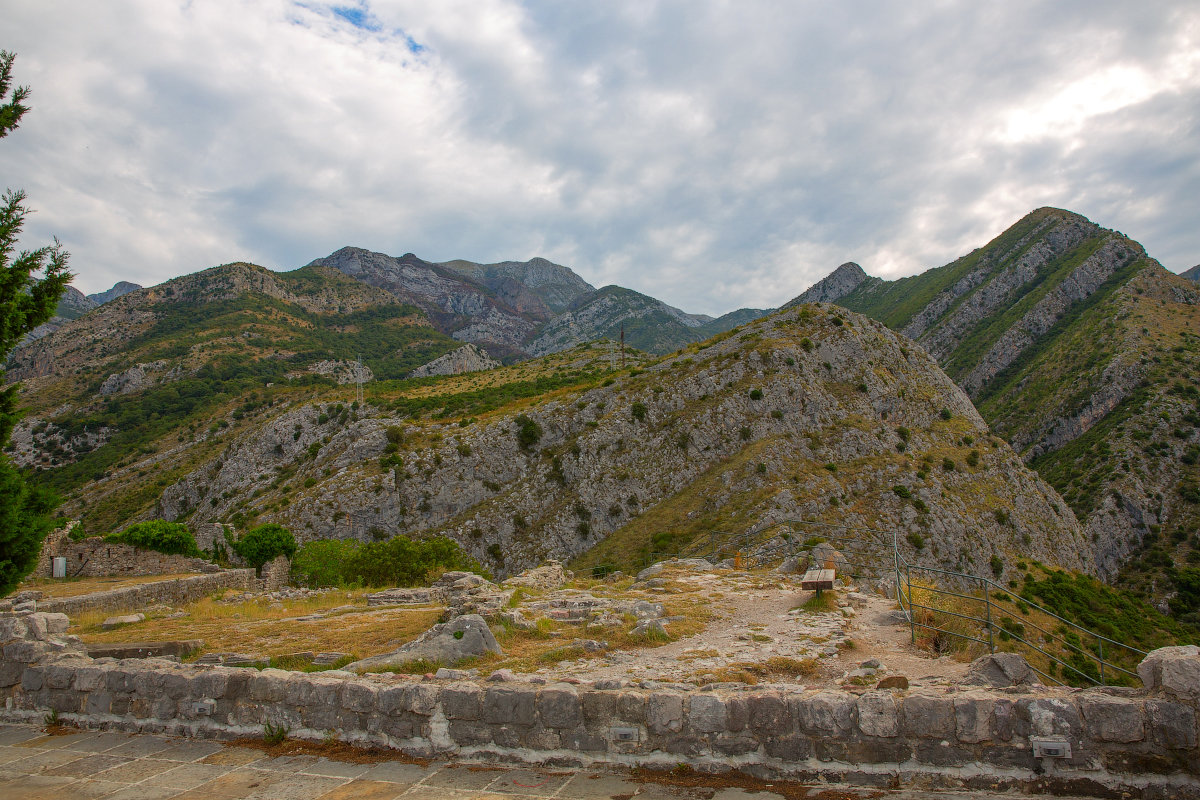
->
xmin=4 ymin=1 xmax=1199 ymax=315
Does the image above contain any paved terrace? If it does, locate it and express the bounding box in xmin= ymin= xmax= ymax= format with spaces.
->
xmin=0 ymin=722 xmax=1094 ymax=800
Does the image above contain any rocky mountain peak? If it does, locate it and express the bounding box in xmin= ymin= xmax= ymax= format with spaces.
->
xmin=1181 ymin=264 xmax=1200 ymax=283
xmin=784 ymin=261 xmax=869 ymax=307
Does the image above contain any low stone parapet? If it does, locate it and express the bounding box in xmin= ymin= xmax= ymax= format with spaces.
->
xmin=35 ymin=570 xmax=256 ymax=617
xmin=1 ymin=612 xmax=1197 ymax=798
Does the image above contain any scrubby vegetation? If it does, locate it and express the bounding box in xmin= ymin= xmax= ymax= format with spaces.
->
xmin=103 ymin=520 xmax=201 ymax=557
xmin=291 ymin=534 xmax=481 ymax=588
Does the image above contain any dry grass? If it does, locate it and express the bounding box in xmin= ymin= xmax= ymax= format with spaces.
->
xmin=72 ymin=591 xmax=442 ymax=661
xmin=692 ymin=656 xmax=820 ymax=686
xmin=20 ymin=573 xmax=205 ymax=599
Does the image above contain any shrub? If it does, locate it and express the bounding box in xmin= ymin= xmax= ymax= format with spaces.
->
xmin=990 ymin=555 xmax=1004 ymax=577
xmin=892 ymin=485 xmax=912 ymax=500
xmin=292 ymin=538 xmax=361 ymax=587
xmin=514 ymin=415 xmax=542 ymax=450
xmin=104 ymin=520 xmax=201 ymax=558
xmin=966 ymin=450 xmax=980 ymax=467
xmin=232 ymin=523 xmax=297 ymax=570
xmin=907 ymin=532 xmax=925 ymax=550
xmin=630 ymin=401 xmax=647 ymax=422
xmin=343 ymin=534 xmax=481 ymax=586
xmin=739 ymin=426 xmax=753 ymax=441
xmin=942 ymin=457 xmax=956 ymax=472
xmin=748 ymin=388 xmax=763 ymax=401
xmin=940 ymin=408 xmax=953 ymax=420
xmin=800 ymin=338 xmax=814 ymax=352
xmin=895 ymin=426 xmax=910 ymax=442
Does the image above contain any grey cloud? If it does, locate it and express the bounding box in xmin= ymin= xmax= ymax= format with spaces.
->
xmin=3 ymin=0 xmax=1198 ymax=315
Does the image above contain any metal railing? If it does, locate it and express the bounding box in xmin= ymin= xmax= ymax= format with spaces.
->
xmin=612 ymin=516 xmax=1146 ymax=687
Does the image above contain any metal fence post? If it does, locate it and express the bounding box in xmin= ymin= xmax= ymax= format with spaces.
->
xmin=1099 ymin=638 xmax=1105 ymax=686
xmin=983 ymin=579 xmax=994 ymax=654
xmin=906 ymin=563 xmax=914 ymax=644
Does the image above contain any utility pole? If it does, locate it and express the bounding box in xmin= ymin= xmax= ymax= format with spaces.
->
xmin=620 ymin=325 xmax=626 ymax=369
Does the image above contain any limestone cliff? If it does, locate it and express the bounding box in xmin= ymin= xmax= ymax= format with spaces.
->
xmin=152 ymin=303 xmax=1088 ymax=581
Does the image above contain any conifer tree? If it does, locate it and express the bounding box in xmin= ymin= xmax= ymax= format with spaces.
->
xmin=0 ymin=51 xmax=72 ymax=595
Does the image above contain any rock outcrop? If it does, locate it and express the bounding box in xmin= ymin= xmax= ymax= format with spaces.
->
xmin=784 ymin=262 xmax=868 ymax=307
xmin=409 ymin=344 xmax=500 ymax=378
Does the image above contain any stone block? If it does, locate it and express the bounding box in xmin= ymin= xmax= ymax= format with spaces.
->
xmin=44 ymin=663 xmax=76 ymax=690
xmin=492 ymin=724 xmax=522 ymax=747
xmin=287 ymin=676 xmax=340 ymax=708
xmin=248 ymin=670 xmax=289 ymax=702
xmin=1138 ymin=645 xmax=1200 ymax=703
xmin=1015 ymin=697 xmax=1081 ymax=739
xmin=725 ymin=695 xmax=749 ymax=731
xmin=0 ymin=615 xmax=28 ymax=642
xmin=403 ymin=683 xmax=439 ymax=716
xmin=4 ymin=640 xmax=45 ymax=663
xmin=449 ymin=719 xmax=492 ymax=745
xmin=85 ymin=691 xmax=112 ymax=715
xmin=102 ymin=613 xmax=145 ymax=630
xmin=616 ymin=691 xmax=646 ymax=724
xmin=647 ymin=691 xmax=684 ymax=734
xmin=50 ymin=690 xmax=81 ymax=714
xmin=713 ymin=733 xmax=758 ymax=756
xmin=189 ymin=670 xmax=229 ymax=699
xmin=914 ymin=739 xmax=974 ymax=766
xmin=160 ymin=671 xmax=191 ymax=699
xmin=688 ymin=693 xmax=726 ymax=733
xmin=1080 ymin=695 xmax=1145 ymax=742
xmin=1146 ymin=699 xmax=1197 ymax=750
xmin=525 ymin=725 xmax=561 ymax=750
xmin=903 ymin=694 xmax=955 ymax=738
xmin=72 ymin=665 xmax=108 ymax=692
xmin=764 ymin=734 xmax=810 ymax=761
xmin=663 ymin=734 xmax=705 ymax=756
xmin=483 ymin=686 xmax=536 ymax=726
xmin=796 ymin=692 xmax=853 ymax=734
xmin=856 ymin=692 xmax=899 ymax=738
xmin=342 ymin=681 xmax=379 ymax=713
xmin=381 ymin=714 xmax=418 ymax=740
xmin=963 ymin=652 xmax=1041 ymax=687
xmin=954 ymin=696 xmax=994 ymax=744
xmin=24 ymin=613 xmax=69 ymax=640
xmin=20 ymin=665 xmax=43 ymax=691
xmin=748 ymin=691 xmax=790 ymax=735
xmin=442 ymin=683 xmax=484 ymax=720
xmin=991 ymin=698 xmax=1016 ymax=741
xmin=538 ymin=684 xmax=582 ymax=729
xmin=580 ymin=689 xmax=616 ymax=725
xmin=0 ymin=661 xmax=23 ymax=687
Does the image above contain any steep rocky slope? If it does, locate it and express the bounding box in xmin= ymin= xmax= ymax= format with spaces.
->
xmin=6 ymin=262 xmax=459 ymax=528
xmin=148 ymin=303 xmax=1087 ymax=580
xmin=1182 ymin=264 xmax=1200 ymax=283
xmin=309 ymin=246 xmax=763 ymax=357
xmin=528 ymin=285 xmax=768 ymax=357
xmin=792 ymin=208 xmax=1200 ymax=614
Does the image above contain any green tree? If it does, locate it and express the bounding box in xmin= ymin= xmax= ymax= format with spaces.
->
xmin=104 ymin=521 xmax=201 ymax=557
xmin=0 ymin=51 xmax=72 ymax=596
xmin=233 ymin=523 xmax=298 ymax=571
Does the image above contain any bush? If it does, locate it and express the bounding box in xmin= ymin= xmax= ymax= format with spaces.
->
xmin=292 ymin=538 xmax=361 ymax=587
xmin=630 ymin=402 xmax=647 ymax=422
xmin=907 ymin=532 xmax=925 ymax=550
xmin=232 ymin=523 xmax=297 ymax=570
xmin=104 ymin=520 xmax=201 ymax=557
xmin=939 ymin=408 xmax=953 ymax=420
xmin=942 ymin=457 xmax=956 ymax=472
xmin=514 ymin=415 xmax=542 ymax=450
xmin=343 ymin=534 xmax=481 ymax=587
xmin=748 ymin=388 xmax=764 ymax=401
xmin=966 ymin=450 xmax=981 ymax=468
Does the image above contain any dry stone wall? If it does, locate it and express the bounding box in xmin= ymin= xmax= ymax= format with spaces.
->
xmin=46 ymin=539 xmax=221 ymax=579
xmin=1 ymin=613 xmax=1197 ymax=798
xmin=33 ymin=570 xmax=255 ymax=617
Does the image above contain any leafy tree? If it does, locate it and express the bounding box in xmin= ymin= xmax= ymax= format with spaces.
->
xmin=0 ymin=51 xmax=72 ymax=596
xmin=104 ymin=520 xmax=201 ymax=557
xmin=291 ymin=538 xmax=361 ymax=587
xmin=233 ymin=523 xmax=297 ymax=571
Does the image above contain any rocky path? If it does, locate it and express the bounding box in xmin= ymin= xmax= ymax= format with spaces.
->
xmin=530 ymin=565 xmax=969 ymax=689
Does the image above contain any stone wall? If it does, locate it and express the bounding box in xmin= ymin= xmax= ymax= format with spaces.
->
xmin=34 ymin=571 xmax=256 ymax=617
xmin=1 ymin=614 xmax=1197 ymax=798
xmin=33 ymin=521 xmax=77 ymax=578
xmin=48 ymin=538 xmax=221 ymax=579
xmin=261 ymin=556 xmax=290 ymax=591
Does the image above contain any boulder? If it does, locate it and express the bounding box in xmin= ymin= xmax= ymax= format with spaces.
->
xmin=102 ymin=613 xmax=145 ymax=630
xmin=504 ymin=560 xmax=569 ymax=591
xmin=802 ymin=543 xmax=850 ymax=575
xmin=345 ymin=614 xmax=502 ymax=672
xmin=775 ymin=556 xmax=802 ymax=574
xmin=1138 ymin=645 xmax=1200 ymax=702
xmin=963 ymin=652 xmax=1041 ymax=687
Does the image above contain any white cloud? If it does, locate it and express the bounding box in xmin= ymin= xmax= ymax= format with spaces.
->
xmin=4 ymin=0 xmax=1199 ymax=314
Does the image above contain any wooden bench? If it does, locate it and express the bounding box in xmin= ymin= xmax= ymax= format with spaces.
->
xmin=801 ymin=568 xmax=835 ymax=593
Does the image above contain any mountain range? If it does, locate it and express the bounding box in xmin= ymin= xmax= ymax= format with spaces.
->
xmin=792 ymin=207 xmax=1200 ymax=611
xmin=7 ymin=209 xmax=1199 ymax=625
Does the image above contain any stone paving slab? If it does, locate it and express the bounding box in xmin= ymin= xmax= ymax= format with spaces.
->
xmin=0 ymin=722 xmax=1108 ymax=800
